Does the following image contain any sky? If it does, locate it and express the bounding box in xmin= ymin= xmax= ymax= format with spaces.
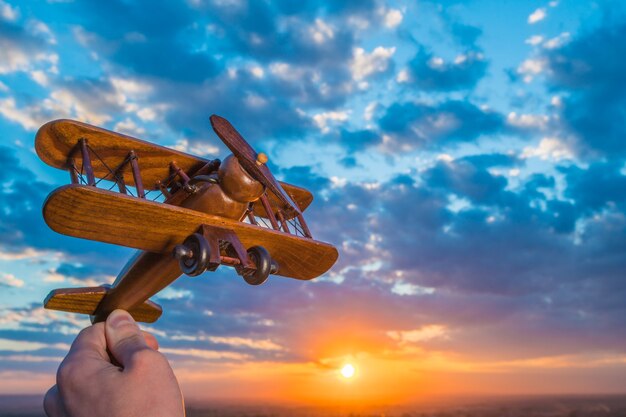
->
xmin=1 ymin=0 xmax=626 ymax=406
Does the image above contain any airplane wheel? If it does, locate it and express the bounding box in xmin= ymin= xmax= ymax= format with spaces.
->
xmin=243 ymin=246 xmax=272 ymax=285
xmin=173 ymin=233 xmax=210 ymax=277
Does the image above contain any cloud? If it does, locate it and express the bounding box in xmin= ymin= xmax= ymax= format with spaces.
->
xmin=528 ymin=8 xmax=547 ymax=24
xmin=507 ymin=112 xmax=550 ymax=130
xmin=561 ymin=161 xmax=626 ymax=214
xmin=378 ymin=100 xmax=503 ymax=150
xmin=517 ymin=58 xmax=546 ymax=83
xmin=351 ymin=46 xmax=396 ymax=82
xmin=0 ymin=273 xmax=24 ymax=288
xmin=0 ymin=0 xmax=19 ymax=22
xmin=400 ymin=47 xmax=487 ymax=91
xmin=312 ymin=110 xmax=350 ymax=133
xmin=543 ymin=20 xmax=626 ymax=158
xmin=384 ymin=9 xmax=403 ymax=28
xmin=387 ymin=325 xmax=448 ymax=344
xmin=0 ymin=19 xmax=57 ymax=74
xmin=521 ymin=137 xmax=574 ymax=161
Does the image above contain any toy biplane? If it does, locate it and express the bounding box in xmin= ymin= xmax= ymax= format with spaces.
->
xmin=35 ymin=115 xmax=338 ymax=323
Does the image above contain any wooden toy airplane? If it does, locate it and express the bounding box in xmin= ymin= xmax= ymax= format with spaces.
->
xmin=36 ymin=115 xmax=338 ymax=323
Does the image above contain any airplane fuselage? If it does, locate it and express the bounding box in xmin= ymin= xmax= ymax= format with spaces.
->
xmin=91 ymin=155 xmax=264 ymax=322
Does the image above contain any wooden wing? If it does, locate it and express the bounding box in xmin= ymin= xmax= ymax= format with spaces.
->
xmin=43 ymin=185 xmax=338 ymax=280
xmin=35 ymin=119 xmax=314 ymax=214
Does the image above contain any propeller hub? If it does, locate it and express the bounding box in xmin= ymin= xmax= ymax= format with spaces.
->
xmin=256 ymin=152 xmax=268 ymax=166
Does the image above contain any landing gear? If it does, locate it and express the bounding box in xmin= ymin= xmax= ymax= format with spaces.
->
xmin=243 ymin=246 xmax=272 ymax=285
xmin=173 ymin=233 xmax=211 ymax=276
xmin=175 ymin=227 xmax=278 ymax=284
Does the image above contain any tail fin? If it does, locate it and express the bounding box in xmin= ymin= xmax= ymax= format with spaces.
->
xmin=44 ymin=287 xmax=162 ymax=323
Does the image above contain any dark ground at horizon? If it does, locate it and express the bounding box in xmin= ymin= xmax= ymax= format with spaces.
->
xmin=1 ymin=394 xmax=625 ymax=416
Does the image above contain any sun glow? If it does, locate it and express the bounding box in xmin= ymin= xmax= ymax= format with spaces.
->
xmin=340 ymin=363 xmax=355 ymax=378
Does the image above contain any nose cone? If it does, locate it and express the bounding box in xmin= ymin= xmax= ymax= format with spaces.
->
xmin=218 ymin=154 xmax=265 ymax=203
xmin=256 ymin=152 xmax=268 ymax=165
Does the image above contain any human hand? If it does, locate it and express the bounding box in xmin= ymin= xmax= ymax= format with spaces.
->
xmin=44 ymin=309 xmax=185 ymax=417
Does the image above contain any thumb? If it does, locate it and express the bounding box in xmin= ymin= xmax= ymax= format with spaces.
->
xmin=105 ymin=309 xmax=149 ymax=367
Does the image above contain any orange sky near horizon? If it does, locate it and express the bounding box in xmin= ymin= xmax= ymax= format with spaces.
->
xmin=2 ymin=336 xmax=625 ymax=405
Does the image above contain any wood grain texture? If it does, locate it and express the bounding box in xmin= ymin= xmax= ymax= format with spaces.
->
xmin=44 ymin=286 xmax=162 ymax=323
xmin=210 ymin=114 xmax=301 ymax=217
xmin=43 ymin=185 xmax=338 ymax=280
xmin=36 ymin=119 xmax=206 ymax=190
xmin=35 ymin=119 xmax=314 ymax=216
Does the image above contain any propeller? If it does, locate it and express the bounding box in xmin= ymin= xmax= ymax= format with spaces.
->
xmin=209 ymin=115 xmax=301 ymax=217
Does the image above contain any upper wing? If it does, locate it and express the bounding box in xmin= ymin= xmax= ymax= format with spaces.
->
xmin=35 ymin=119 xmax=313 ymax=214
xmin=43 ymin=185 xmax=338 ymax=280
xmin=35 ymin=119 xmax=206 ymax=191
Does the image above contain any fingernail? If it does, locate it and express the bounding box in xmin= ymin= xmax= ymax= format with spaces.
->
xmin=108 ymin=310 xmax=134 ymax=329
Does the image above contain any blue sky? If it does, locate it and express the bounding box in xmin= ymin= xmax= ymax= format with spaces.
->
xmin=1 ymin=0 xmax=625 ymax=402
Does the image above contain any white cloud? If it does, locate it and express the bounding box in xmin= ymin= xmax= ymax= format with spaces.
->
xmin=0 ymin=338 xmax=69 ymax=352
xmin=244 ymin=93 xmax=267 ymax=108
xmin=110 ymin=77 xmax=152 ymax=97
xmin=528 ymin=8 xmax=546 ymax=24
xmin=269 ymin=62 xmax=306 ymax=83
xmin=363 ymin=101 xmax=377 ymax=121
xmin=0 ymin=0 xmax=19 ymax=21
xmin=543 ymin=32 xmax=570 ymax=49
xmin=0 ymin=81 xmax=127 ymax=130
xmin=312 ymin=110 xmax=349 ymax=133
xmin=309 ymin=18 xmax=334 ymax=44
xmin=387 ymin=325 xmax=449 ymax=344
xmin=137 ymin=107 xmax=157 ymax=121
xmin=351 ymin=46 xmax=396 ymax=81
xmin=396 ymin=68 xmax=409 ymax=83
xmin=0 ymin=80 xmax=8 ymax=92
xmin=161 ymin=347 xmax=248 ymax=361
xmin=428 ymin=56 xmax=444 ymax=68
xmin=171 ymin=138 xmax=219 ymax=156
xmin=45 ymin=89 xmax=112 ymax=125
xmin=28 ymin=20 xmax=56 ymax=44
xmin=391 ymin=281 xmax=435 ymax=296
xmin=43 ymin=272 xmax=66 ymax=283
xmin=0 ymin=247 xmax=62 ymax=261
xmin=0 ymin=29 xmax=58 ymax=74
xmin=209 ymin=336 xmax=282 ymax=351
xmin=250 ymin=66 xmax=264 ymax=78
xmin=525 ymin=35 xmax=544 ymax=46
xmin=521 ymin=137 xmax=574 ymax=161
xmin=114 ymin=118 xmax=145 ymax=137
xmin=0 ymin=97 xmax=43 ymax=130
xmin=517 ymin=58 xmax=546 ymax=83
xmin=0 ymin=43 xmax=33 ymax=74
xmin=30 ymin=70 xmax=49 ymax=86
xmin=0 ymin=273 xmax=24 ymax=288
xmin=384 ymin=9 xmax=403 ymax=28
xmin=507 ymin=112 xmax=549 ymax=130
xmin=169 ymin=333 xmax=282 ymax=351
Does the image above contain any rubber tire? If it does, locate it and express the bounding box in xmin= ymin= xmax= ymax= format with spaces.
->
xmin=179 ymin=233 xmax=211 ymax=277
xmin=243 ymin=246 xmax=272 ymax=285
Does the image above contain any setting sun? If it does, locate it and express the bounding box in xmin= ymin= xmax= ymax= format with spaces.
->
xmin=340 ymin=364 xmax=355 ymax=379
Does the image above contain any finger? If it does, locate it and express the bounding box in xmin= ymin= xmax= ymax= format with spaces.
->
xmin=105 ymin=309 xmax=151 ymax=367
xmin=142 ymin=330 xmax=159 ymax=350
xmin=64 ymin=322 xmax=109 ymax=363
xmin=43 ymin=385 xmax=66 ymax=417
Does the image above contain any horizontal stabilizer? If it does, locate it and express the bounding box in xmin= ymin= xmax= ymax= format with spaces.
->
xmin=44 ymin=286 xmax=162 ymax=323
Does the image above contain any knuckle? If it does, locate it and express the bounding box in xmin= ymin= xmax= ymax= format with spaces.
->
xmin=130 ymin=348 xmax=163 ymax=369
xmin=56 ymin=360 xmax=76 ymax=384
xmin=114 ymin=333 xmax=144 ymax=352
